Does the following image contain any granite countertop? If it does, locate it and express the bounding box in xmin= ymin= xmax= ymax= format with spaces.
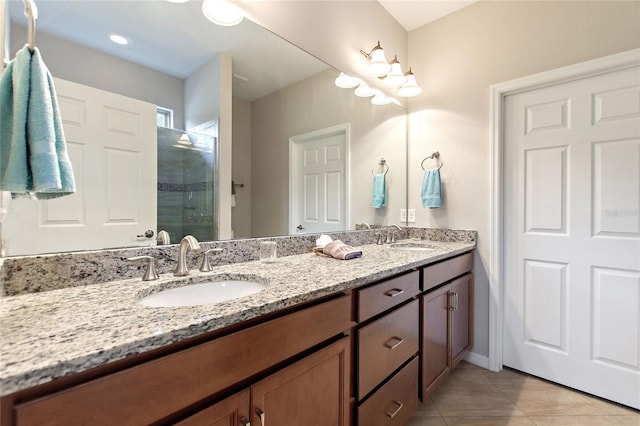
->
xmin=0 ymin=239 xmax=474 ymax=396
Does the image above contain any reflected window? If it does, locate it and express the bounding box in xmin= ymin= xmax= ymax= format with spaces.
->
xmin=157 ymin=107 xmax=174 ymax=128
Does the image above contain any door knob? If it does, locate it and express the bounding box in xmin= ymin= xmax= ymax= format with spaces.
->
xmin=136 ymin=229 xmax=155 ymax=238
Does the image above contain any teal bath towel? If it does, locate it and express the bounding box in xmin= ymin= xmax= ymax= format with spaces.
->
xmin=421 ymin=168 xmax=441 ymax=208
xmin=0 ymin=45 xmax=76 ymax=199
xmin=372 ymin=173 xmax=386 ymax=208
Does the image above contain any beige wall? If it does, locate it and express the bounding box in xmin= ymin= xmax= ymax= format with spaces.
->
xmin=407 ymin=0 xmax=640 ymax=359
xmin=232 ymin=97 xmax=252 ymax=238
xmin=251 ymin=68 xmax=406 ymax=237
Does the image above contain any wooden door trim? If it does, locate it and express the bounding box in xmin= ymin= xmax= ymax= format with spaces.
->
xmin=288 ymin=123 xmax=350 ymax=235
xmin=488 ymin=48 xmax=640 ymax=373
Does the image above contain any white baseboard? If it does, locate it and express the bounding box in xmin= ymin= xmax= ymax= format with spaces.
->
xmin=464 ymin=351 xmax=490 ymax=370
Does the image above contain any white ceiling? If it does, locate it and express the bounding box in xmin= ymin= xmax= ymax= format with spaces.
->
xmin=378 ymin=0 xmax=477 ymax=31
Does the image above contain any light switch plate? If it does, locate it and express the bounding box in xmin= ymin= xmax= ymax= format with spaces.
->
xmin=408 ymin=209 xmax=416 ymax=223
xmin=400 ymin=209 xmax=407 ymax=222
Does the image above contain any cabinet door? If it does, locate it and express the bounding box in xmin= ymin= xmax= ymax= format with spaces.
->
xmin=421 ymin=284 xmax=450 ymax=398
xmin=176 ymin=390 xmax=250 ymax=426
xmin=251 ymin=337 xmax=350 ymax=426
xmin=450 ymin=274 xmax=472 ymax=368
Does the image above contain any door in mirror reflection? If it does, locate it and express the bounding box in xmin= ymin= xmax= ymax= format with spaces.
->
xmin=290 ymin=124 xmax=348 ymax=234
xmin=3 ymin=78 xmax=157 ymax=256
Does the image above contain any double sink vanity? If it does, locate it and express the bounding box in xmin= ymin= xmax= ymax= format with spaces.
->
xmin=0 ymin=228 xmax=476 ymax=425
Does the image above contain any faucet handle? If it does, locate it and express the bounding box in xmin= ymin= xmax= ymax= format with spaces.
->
xmin=375 ymin=232 xmax=384 ymax=245
xmin=200 ymin=248 xmax=224 ymax=272
xmin=128 ymin=256 xmax=159 ymax=281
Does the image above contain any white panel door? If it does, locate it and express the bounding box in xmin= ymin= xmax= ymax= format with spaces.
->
xmin=3 ymin=78 xmax=157 ymax=255
xmin=503 ymin=66 xmax=640 ymax=408
xmin=290 ymin=125 xmax=348 ymax=234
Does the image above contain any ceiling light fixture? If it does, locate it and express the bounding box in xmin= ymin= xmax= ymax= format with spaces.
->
xmin=108 ymin=33 xmax=130 ymax=45
xmin=202 ymin=0 xmax=244 ymax=26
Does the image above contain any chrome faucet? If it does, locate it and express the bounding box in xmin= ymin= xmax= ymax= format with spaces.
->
xmin=386 ymin=224 xmax=402 ymax=244
xmin=174 ymin=235 xmax=201 ymax=276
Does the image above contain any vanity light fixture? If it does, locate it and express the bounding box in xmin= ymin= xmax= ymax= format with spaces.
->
xmin=371 ymin=91 xmax=393 ymax=105
xmin=397 ymin=68 xmax=423 ymax=97
xmin=360 ymin=41 xmax=422 ymax=97
xmin=361 ymin=41 xmax=392 ymax=77
xmin=383 ymin=56 xmax=407 ymax=88
xmin=202 ymin=0 xmax=244 ymax=26
xmin=354 ymin=82 xmax=376 ymax=98
xmin=334 ymin=72 xmax=360 ymax=89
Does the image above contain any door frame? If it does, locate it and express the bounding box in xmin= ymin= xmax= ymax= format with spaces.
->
xmin=488 ymin=48 xmax=640 ymax=372
xmin=288 ymin=123 xmax=350 ymax=235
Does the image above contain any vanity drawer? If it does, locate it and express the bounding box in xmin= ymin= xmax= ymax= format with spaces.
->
xmin=356 ymin=270 xmax=419 ymax=322
xmin=14 ymin=294 xmax=352 ymax=426
xmin=422 ymin=251 xmax=473 ymax=292
xmin=357 ymin=299 xmax=419 ymax=399
xmin=357 ymin=357 xmax=419 ymax=426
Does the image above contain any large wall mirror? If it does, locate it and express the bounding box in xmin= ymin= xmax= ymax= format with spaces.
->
xmin=3 ymin=0 xmax=407 ymax=256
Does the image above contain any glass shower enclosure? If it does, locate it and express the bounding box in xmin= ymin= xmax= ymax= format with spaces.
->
xmin=156 ymin=127 xmax=219 ymax=243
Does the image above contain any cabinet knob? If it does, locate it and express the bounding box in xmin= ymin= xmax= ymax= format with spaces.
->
xmin=385 ymin=400 xmax=404 ymax=419
xmin=240 ymin=418 xmax=250 ymax=426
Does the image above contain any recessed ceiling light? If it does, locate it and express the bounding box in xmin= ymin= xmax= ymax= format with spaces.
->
xmin=202 ymin=0 xmax=244 ymax=26
xmin=166 ymin=0 xmax=190 ymax=3
xmin=109 ymin=33 xmax=130 ymax=45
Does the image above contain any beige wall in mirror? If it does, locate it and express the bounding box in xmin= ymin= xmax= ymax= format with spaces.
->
xmin=1 ymin=1 xmax=407 ymax=256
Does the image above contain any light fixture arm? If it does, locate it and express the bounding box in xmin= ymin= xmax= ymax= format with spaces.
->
xmin=360 ymin=40 xmax=383 ymax=60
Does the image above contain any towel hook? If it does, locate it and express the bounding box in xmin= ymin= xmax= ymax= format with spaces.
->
xmin=421 ymin=152 xmax=443 ymax=171
xmin=23 ymin=0 xmax=38 ymax=52
xmin=372 ymin=158 xmax=389 ymax=176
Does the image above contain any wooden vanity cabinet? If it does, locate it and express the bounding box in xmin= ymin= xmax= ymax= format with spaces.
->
xmin=6 ymin=294 xmax=352 ymax=426
xmin=354 ymin=270 xmax=420 ymax=426
xmin=180 ymin=336 xmax=350 ymax=426
xmin=421 ymin=252 xmax=474 ymax=400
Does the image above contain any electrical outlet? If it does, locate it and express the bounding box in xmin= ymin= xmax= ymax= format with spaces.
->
xmin=408 ymin=209 xmax=416 ymax=223
xmin=400 ymin=209 xmax=407 ymax=222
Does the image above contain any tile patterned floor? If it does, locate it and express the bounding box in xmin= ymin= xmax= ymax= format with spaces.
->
xmin=407 ymin=362 xmax=640 ymax=425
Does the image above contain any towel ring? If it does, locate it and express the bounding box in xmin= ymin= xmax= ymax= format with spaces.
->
xmin=421 ymin=152 xmax=443 ymax=171
xmin=372 ymin=158 xmax=389 ymax=176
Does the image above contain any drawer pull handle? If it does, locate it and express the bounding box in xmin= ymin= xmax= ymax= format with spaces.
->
xmin=385 ymin=288 xmax=404 ymax=297
xmin=240 ymin=418 xmax=251 ymax=426
xmin=385 ymin=400 xmax=404 ymax=419
xmin=255 ymin=408 xmax=265 ymax=426
xmin=449 ymin=292 xmax=456 ymax=311
xmin=384 ymin=336 xmax=404 ymax=350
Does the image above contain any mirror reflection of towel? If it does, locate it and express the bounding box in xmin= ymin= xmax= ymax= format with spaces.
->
xmin=421 ymin=168 xmax=441 ymax=208
xmin=372 ymin=173 xmax=386 ymax=208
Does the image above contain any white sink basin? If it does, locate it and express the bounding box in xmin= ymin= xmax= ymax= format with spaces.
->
xmin=390 ymin=242 xmax=437 ymax=251
xmin=138 ymin=280 xmax=266 ymax=308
